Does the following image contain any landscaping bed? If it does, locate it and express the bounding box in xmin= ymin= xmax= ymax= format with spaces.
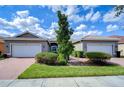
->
xmin=0 ymin=52 xmax=6 ymax=60
xmin=18 ymin=63 xmax=124 ymax=79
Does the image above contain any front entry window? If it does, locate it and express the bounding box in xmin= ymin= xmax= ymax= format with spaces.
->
xmin=51 ymin=46 xmax=57 ymax=52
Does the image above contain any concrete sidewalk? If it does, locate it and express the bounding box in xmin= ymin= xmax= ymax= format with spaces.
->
xmin=0 ymin=76 xmax=124 ymax=87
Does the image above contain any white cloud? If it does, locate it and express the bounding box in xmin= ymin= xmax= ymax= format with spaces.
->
xmin=85 ymin=10 xmax=101 ymax=22
xmin=49 ymin=22 xmax=58 ymax=29
xmin=106 ymin=24 xmax=119 ymax=32
xmin=65 ymin=6 xmax=85 ymax=23
xmin=75 ymin=24 xmax=87 ymax=31
xmin=103 ymin=9 xmax=124 ymax=22
xmin=0 ymin=18 xmax=15 ymax=29
xmin=0 ymin=8 xmax=103 ymax=40
xmin=16 ymin=10 xmax=29 ymax=18
xmin=82 ymin=5 xmax=99 ymax=10
xmin=11 ymin=16 xmax=39 ymax=31
xmin=71 ymin=30 xmax=102 ymax=40
xmin=47 ymin=5 xmax=84 ymax=23
xmin=46 ymin=22 xmax=58 ymax=40
xmin=0 ymin=30 xmax=16 ymax=37
xmin=69 ymin=15 xmax=84 ymax=23
xmin=85 ymin=9 xmax=94 ymax=21
xmin=47 ymin=6 xmax=64 ymax=13
xmin=90 ymin=11 xmax=101 ymax=22
xmin=47 ymin=5 xmax=101 ymax=23
xmin=0 ymin=10 xmax=55 ymax=39
xmin=0 ymin=10 xmax=40 ymax=32
xmin=64 ymin=6 xmax=78 ymax=16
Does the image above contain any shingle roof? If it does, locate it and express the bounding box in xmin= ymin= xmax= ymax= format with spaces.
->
xmin=109 ymin=36 xmax=124 ymax=43
xmin=73 ymin=35 xmax=119 ymax=43
xmin=82 ymin=35 xmax=119 ymax=41
xmin=4 ymin=31 xmax=48 ymax=41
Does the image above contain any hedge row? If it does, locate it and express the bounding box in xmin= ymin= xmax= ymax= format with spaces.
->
xmin=85 ymin=52 xmax=111 ymax=62
xmin=0 ymin=51 xmax=8 ymax=58
xmin=35 ymin=52 xmax=58 ymax=65
xmin=35 ymin=51 xmax=112 ymax=65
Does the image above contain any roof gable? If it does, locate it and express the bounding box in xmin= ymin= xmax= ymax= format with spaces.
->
xmin=15 ymin=31 xmax=40 ymax=38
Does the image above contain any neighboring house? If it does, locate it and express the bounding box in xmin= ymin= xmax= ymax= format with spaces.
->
xmin=73 ymin=36 xmax=119 ymax=56
xmin=110 ymin=36 xmax=124 ymax=56
xmin=4 ymin=31 xmax=50 ymax=57
xmin=0 ymin=37 xmax=5 ymax=53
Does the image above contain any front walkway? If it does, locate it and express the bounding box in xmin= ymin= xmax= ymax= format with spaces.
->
xmin=0 ymin=58 xmax=35 ymax=80
xmin=0 ymin=76 xmax=124 ymax=87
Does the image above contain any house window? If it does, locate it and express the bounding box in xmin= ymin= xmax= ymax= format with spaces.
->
xmin=51 ymin=46 xmax=57 ymax=52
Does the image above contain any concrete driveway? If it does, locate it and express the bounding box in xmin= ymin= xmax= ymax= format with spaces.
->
xmin=0 ymin=58 xmax=35 ymax=80
xmin=110 ymin=58 xmax=124 ymax=66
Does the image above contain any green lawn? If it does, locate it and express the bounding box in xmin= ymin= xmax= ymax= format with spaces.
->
xmin=0 ymin=57 xmax=4 ymax=60
xmin=18 ymin=63 xmax=124 ymax=79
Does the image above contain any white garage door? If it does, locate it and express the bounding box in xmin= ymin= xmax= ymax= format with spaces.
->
xmin=12 ymin=43 xmax=42 ymax=57
xmin=87 ymin=43 xmax=112 ymax=55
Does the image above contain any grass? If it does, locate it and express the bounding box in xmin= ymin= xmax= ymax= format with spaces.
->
xmin=0 ymin=57 xmax=4 ymax=60
xmin=18 ymin=63 xmax=124 ymax=79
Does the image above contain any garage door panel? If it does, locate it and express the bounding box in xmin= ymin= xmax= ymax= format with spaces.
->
xmin=12 ymin=43 xmax=42 ymax=57
xmin=87 ymin=44 xmax=112 ymax=55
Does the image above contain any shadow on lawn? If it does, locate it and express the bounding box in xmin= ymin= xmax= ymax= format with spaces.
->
xmin=68 ymin=58 xmax=119 ymax=66
xmin=88 ymin=61 xmax=119 ymax=66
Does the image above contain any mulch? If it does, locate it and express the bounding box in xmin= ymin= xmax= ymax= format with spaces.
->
xmin=68 ymin=57 xmax=119 ymax=66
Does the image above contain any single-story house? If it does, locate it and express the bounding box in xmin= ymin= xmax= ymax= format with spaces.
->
xmin=73 ymin=36 xmax=119 ymax=56
xmin=110 ymin=36 xmax=124 ymax=56
xmin=0 ymin=37 xmax=5 ymax=53
xmin=4 ymin=31 xmax=51 ymax=57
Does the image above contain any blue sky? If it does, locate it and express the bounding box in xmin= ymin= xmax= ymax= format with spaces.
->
xmin=0 ymin=5 xmax=123 ymax=40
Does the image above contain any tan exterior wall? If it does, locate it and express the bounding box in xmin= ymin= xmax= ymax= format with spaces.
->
xmin=73 ymin=42 xmax=83 ymax=51
xmin=4 ymin=40 xmax=49 ymax=56
xmin=118 ymin=44 xmax=124 ymax=56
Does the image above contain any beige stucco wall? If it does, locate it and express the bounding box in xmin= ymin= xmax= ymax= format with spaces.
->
xmin=4 ymin=40 xmax=49 ymax=56
xmin=73 ymin=42 xmax=83 ymax=51
xmin=118 ymin=44 xmax=124 ymax=56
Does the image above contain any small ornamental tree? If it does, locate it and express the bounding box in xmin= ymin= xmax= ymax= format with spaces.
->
xmin=55 ymin=11 xmax=74 ymax=65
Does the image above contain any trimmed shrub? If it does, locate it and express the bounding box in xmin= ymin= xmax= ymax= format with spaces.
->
xmin=35 ymin=52 xmax=58 ymax=65
xmin=72 ymin=51 xmax=84 ymax=58
xmin=85 ymin=52 xmax=111 ymax=62
xmin=2 ymin=54 xmax=8 ymax=58
xmin=0 ymin=55 xmax=2 ymax=58
xmin=0 ymin=53 xmax=8 ymax=58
